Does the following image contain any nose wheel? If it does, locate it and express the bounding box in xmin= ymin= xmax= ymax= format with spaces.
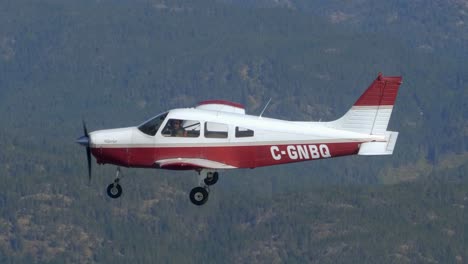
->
xmin=107 ymin=181 xmax=122 ymax=199
xmin=107 ymin=167 xmax=123 ymax=199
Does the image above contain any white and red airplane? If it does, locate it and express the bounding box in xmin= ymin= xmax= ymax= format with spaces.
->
xmin=77 ymin=73 xmax=402 ymax=205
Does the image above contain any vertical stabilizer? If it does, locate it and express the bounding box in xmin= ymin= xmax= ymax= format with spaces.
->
xmin=327 ymin=73 xmax=402 ymax=135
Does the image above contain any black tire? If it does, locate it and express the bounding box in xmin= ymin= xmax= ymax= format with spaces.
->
xmin=107 ymin=183 xmax=123 ymax=199
xmin=204 ymin=172 xmax=219 ymax=186
xmin=189 ymin=187 xmax=209 ymax=206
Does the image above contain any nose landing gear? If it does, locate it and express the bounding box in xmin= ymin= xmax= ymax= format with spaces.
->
xmin=107 ymin=167 xmax=123 ymax=199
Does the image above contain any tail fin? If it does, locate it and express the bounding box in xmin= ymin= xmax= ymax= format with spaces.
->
xmin=327 ymin=73 xmax=403 ymax=135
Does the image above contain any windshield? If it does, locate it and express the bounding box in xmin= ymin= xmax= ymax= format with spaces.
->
xmin=138 ymin=112 xmax=168 ymax=136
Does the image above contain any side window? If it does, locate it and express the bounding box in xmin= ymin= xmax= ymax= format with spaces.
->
xmin=204 ymin=122 xmax=228 ymax=138
xmin=161 ymin=119 xmax=200 ymax=137
xmin=235 ymin=127 xmax=254 ymax=137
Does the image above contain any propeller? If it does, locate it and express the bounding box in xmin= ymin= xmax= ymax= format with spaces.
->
xmin=76 ymin=121 xmax=92 ymax=183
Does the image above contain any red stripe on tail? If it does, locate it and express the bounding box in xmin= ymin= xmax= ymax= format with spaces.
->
xmin=354 ymin=73 xmax=403 ymax=106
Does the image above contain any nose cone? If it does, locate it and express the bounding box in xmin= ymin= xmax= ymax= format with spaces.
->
xmin=76 ymin=135 xmax=90 ymax=146
xmin=90 ymin=127 xmax=134 ymax=146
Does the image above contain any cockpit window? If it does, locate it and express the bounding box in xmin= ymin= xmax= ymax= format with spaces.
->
xmin=138 ymin=112 xmax=168 ymax=136
xmin=161 ymin=119 xmax=201 ymax=137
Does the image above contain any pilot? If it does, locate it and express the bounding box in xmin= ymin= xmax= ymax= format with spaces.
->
xmin=171 ymin=119 xmax=187 ymax=137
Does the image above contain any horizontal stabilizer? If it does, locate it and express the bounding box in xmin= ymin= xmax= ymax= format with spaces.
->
xmin=358 ymin=131 xmax=399 ymax=155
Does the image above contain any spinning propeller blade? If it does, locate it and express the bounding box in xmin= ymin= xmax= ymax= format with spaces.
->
xmin=86 ymin=140 xmax=92 ymax=182
xmin=77 ymin=121 xmax=92 ymax=183
xmin=83 ymin=120 xmax=89 ymax=138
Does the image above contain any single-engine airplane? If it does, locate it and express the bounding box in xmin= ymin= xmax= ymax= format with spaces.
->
xmin=77 ymin=73 xmax=402 ymax=205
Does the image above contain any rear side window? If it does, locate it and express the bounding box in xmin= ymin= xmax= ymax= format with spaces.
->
xmin=204 ymin=122 xmax=228 ymax=138
xmin=235 ymin=127 xmax=254 ymax=137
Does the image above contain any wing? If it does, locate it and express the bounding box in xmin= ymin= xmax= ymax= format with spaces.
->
xmin=155 ymin=158 xmax=236 ymax=170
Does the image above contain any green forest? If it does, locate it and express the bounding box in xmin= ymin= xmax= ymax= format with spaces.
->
xmin=0 ymin=0 xmax=466 ymax=263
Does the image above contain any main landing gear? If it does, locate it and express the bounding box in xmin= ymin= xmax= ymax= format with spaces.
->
xmin=189 ymin=170 xmax=219 ymax=206
xmin=107 ymin=167 xmax=123 ymax=199
xmin=104 ymin=167 xmax=219 ymax=205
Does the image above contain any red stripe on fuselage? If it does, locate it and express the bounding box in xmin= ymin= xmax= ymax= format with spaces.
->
xmin=91 ymin=142 xmax=362 ymax=169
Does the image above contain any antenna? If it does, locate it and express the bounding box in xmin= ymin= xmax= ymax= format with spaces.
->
xmin=259 ymin=98 xmax=272 ymax=118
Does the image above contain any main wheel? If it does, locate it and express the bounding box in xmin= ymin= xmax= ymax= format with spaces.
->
xmin=189 ymin=187 xmax=209 ymax=206
xmin=204 ymin=172 xmax=219 ymax=186
xmin=107 ymin=183 xmax=123 ymax=199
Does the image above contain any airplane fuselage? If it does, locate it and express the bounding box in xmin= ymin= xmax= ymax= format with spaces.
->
xmin=89 ymin=107 xmax=382 ymax=170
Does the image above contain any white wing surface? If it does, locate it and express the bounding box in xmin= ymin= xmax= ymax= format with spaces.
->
xmin=155 ymin=158 xmax=236 ymax=169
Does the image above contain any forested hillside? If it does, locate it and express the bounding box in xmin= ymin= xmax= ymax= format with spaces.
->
xmin=0 ymin=0 xmax=466 ymax=263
